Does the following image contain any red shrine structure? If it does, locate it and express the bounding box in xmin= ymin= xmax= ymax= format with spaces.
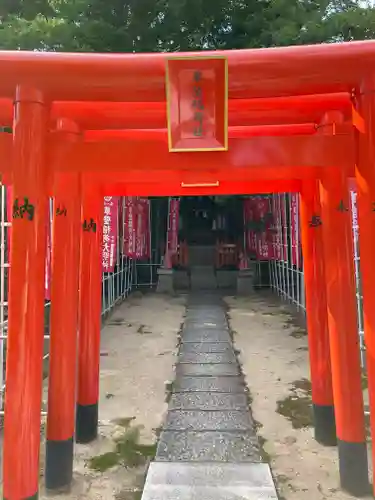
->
xmin=0 ymin=41 xmax=374 ymax=498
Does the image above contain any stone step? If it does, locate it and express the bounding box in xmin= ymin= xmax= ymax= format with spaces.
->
xmin=173 ymin=376 xmax=246 ymax=393
xmin=169 ymin=392 xmax=248 ymax=411
xmin=143 ymin=295 xmax=274 ymax=500
xmin=142 ymin=462 xmax=278 ymax=500
xmin=176 ymin=363 xmax=240 ymax=377
xmin=187 ymin=297 xmax=223 ymax=307
xmin=181 ymin=329 xmax=231 ymax=343
xmin=190 ymin=267 xmax=216 ymax=286
xmin=190 ymin=277 xmax=217 ymax=291
xmin=179 ymin=342 xmax=233 ymax=354
xmin=188 ymin=246 xmax=216 ymax=266
xmin=156 ymin=430 xmax=261 ymax=462
xmin=164 ymin=410 xmax=253 ymax=431
xmin=178 ymin=351 xmax=236 ymax=364
xmin=183 ymin=318 xmax=228 ymax=328
xmin=185 ymin=310 xmax=227 ymax=320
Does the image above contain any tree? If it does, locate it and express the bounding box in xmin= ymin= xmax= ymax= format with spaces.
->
xmin=0 ymin=0 xmax=271 ymax=52
xmin=259 ymin=0 xmax=375 ymax=46
xmin=1 ymin=0 xmax=374 ymax=53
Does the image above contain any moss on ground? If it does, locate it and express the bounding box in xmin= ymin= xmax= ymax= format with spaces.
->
xmin=276 ymin=378 xmax=313 ymax=429
xmin=89 ymin=451 xmax=120 ymax=472
xmin=114 ymin=490 xmax=143 ymax=500
xmin=88 ymin=422 xmax=157 ymax=473
xmin=113 ymin=417 xmax=136 ymax=428
xmin=289 ymin=328 xmax=307 ymax=339
xmin=136 ymin=324 xmax=152 ymax=334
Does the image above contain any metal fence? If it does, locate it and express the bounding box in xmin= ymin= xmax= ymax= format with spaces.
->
xmin=0 ymin=186 xmax=161 ymax=412
xmin=0 ymin=186 xmax=366 ymax=407
xmin=268 ymin=193 xmax=305 ymax=312
xmin=268 ymin=191 xmax=365 ymax=367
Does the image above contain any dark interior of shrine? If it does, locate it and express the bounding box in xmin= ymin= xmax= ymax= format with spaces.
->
xmin=178 ymin=196 xmax=244 ymax=246
xmin=134 ymin=195 xmax=271 ymax=290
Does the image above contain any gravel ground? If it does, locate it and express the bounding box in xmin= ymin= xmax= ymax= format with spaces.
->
xmin=38 ymin=292 xmax=186 ymax=500
xmin=226 ymin=292 xmax=373 ymax=500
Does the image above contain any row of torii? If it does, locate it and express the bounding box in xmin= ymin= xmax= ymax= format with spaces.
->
xmin=0 ymin=41 xmax=375 ymax=499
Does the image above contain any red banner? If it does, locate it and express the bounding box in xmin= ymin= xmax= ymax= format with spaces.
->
xmin=243 ymin=199 xmax=253 ymax=255
xmin=280 ymin=195 xmax=287 ymax=262
xmin=244 ymin=196 xmax=274 ymax=261
xmin=290 ymin=193 xmax=299 ymax=267
xmin=272 ymin=196 xmax=282 ymax=261
xmin=144 ymin=199 xmax=151 ymax=260
xmin=123 ymin=197 xmax=150 ymax=261
xmin=265 ymin=198 xmax=275 ymax=261
xmin=135 ymin=198 xmax=151 ymax=260
xmin=255 ymin=196 xmax=274 ymax=261
xmin=249 ymin=198 xmax=258 ymax=255
xmin=167 ymin=199 xmax=180 ymax=254
xmin=123 ymin=197 xmax=136 ymax=258
xmin=102 ymin=196 xmax=119 ymax=272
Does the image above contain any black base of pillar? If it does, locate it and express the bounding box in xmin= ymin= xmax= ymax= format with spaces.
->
xmin=76 ymin=402 xmax=98 ymax=444
xmin=45 ymin=437 xmax=74 ymax=491
xmin=337 ymin=439 xmax=370 ymax=497
xmin=313 ymin=403 xmax=337 ymax=446
xmin=4 ymin=494 xmax=38 ymax=499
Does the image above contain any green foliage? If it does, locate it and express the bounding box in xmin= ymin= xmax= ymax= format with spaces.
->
xmin=0 ymin=0 xmax=374 ymax=53
xmin=88 ymin=423 xmax=157 ymax=472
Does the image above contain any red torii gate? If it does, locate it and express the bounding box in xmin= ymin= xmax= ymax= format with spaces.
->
xmin=0 ymin=42 xmax=374 ymax=499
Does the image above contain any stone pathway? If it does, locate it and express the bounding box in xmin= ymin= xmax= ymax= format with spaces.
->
xmin=142 ymin=294 xmax=278 ymax=499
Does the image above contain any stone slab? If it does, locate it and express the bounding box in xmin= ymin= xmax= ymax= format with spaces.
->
xmin=190 ymin=276 xmax=217 ymax=291
xmin=185 ymin=309 xmax=226 ymax=318
xmin=176 ymin=363 xmax=240 ymax=377
xmin=181 ymin=330 xmax=231 ymax=343
xmin=173 ymin=376 xmax=245 ymax=393
xmin=183 ymin=321 xmax=228 ymax=330
xmin=185 ymin=310 xmax=226 ymax=318
xmin=179 ymin=342 xmax=233 ymax=354
xmin=186 ymin=308 xmax=223 ymax=315
xmin=185 ymin=315 xmax=227 ymax=322
xmin=187 ymin=300 xmax=223 ymax=307
xmin=178 ymin=351 xmax=236 ymax=364
xmin=186 ymin=308 xmax=226 ymax=315
xmin=185 ymin=313 xmax=227 ymax=320
xmin=164 ymin=410 xmax=253 ymax=431
xmin=156 ymin=430 xmax=260 ymax=462
xmin=186 ymin=305 xmax=223 ymax=311
xmin=142 ymin=462 xmax=277 ymax=500
xmin=141 ymin=485 xmax=277 ymax=500
xmin=169 ymin=392 xmax=248 ymax=411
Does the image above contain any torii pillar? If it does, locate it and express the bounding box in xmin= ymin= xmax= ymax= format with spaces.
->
xmin=319 ymin=166 xmax=369 ymax=496
xmin=299 ymin=179 xmax=336 ymax=446
xmin=355 ymin=77 xmax=375 ymax=496
xmin=3 ymin=86 xmax=50 ymax=500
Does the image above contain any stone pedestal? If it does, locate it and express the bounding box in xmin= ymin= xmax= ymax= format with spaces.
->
xmin=157 ymin=268 xmax=174 ymax=294
xmin=237 ymin=267 xmax=256 ymax=295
